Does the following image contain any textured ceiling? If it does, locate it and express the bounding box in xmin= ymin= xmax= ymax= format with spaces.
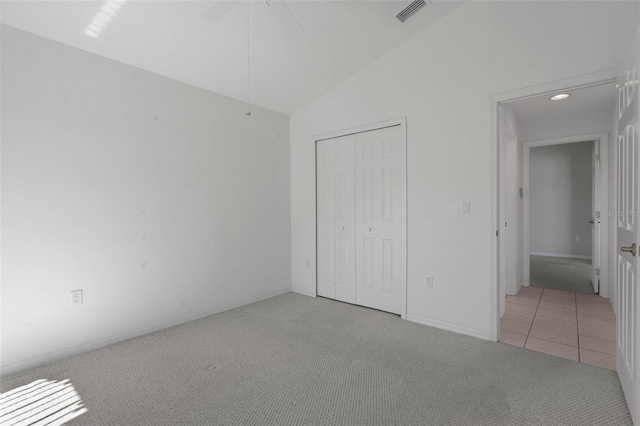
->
xmin=0 ymin=1 xmax=462 ymax=115
xmin=510 ymin=82 xmax=617 ymax=130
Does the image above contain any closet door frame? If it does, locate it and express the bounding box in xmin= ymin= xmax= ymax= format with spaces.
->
xmin=314 ymin=117 xmax=407 ymax=319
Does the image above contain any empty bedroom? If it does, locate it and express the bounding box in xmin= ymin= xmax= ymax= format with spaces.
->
xmin=1 ymin=1 xmax=639 ymax=425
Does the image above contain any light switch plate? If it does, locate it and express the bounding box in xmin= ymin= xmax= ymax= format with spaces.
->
xmin=461 ymin=201 xmax=471 ymax=215
xmin=426 ymin=275 xmax=433 ymax=288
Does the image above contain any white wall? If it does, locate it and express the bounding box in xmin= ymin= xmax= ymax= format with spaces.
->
xmin=519 ymin=105 xmax=615 ymax=142
xmin=290 ymin=1 xmax=639 ymax=339
xmin=1 ymin=26 xmax=291 ymax=374
xmin=529 ymin=142 xmax=594 ymax=257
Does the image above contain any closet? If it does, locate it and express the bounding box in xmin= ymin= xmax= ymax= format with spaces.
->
xmin=316 ymin=123 xmax=406 ymax=315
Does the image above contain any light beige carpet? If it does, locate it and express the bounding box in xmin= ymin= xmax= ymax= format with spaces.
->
xmin=1 ymin=293 xmax=630 ymax=425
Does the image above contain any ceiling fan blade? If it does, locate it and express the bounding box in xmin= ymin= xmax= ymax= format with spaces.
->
xmin=201 ymin=0 xmax=241 ymax=21
xmin=267 ymin=0 xmax=303 ymax=39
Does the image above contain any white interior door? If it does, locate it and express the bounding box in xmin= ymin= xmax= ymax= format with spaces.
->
xmin=316 ymin=139 xmax=335 ymax=299
xmin=334 ymin=135 xmax=356 ymax=304
xmin=355 ymin=126 xmax=405 ymax=315
xmin=592 ymin=141 xmax=601 ymax=293
xmin=505 ymin=140 xmax=519 ymax=295
xmin=616 ymin=32 xmax=639 ymax=423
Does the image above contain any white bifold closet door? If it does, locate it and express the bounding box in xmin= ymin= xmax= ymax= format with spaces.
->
xmin=317 ymin=135 xmax=356 ymax=303
xmin=316 ymin=125 xmax=404 ymax=315
xmin=316 ymin=138 xmax=336 ymax=300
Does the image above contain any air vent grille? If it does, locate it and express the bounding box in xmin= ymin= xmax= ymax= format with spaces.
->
xmin=396 ymin=0 xmax=428 ymax=23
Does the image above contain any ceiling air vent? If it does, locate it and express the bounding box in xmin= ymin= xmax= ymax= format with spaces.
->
xmin=396 ymin=0 xmax=429 ymax=23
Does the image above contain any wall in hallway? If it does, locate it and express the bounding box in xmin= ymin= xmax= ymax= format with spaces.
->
xmin=529 ymin=142 xmax=594 ymax=258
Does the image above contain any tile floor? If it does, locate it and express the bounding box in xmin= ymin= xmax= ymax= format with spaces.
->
xmin=500 ymin=286 xmax=616 ymax=370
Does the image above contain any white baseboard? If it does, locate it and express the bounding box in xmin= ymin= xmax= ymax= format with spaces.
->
xmin=1 ymin=287 xmax=290 ymax=378
xmin=505 ymin=283 xmax=524 ymax=296
xmin=530 ymin=252 xmax=592 ymax=260
xmin=406 ymin=314 xmax=491 ymax=341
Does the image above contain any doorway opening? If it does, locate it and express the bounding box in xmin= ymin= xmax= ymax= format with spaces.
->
xmin=494 ymin=76 xmax=617 ymax=368
xmin=526 ymin=138 xmax=601 ymax=296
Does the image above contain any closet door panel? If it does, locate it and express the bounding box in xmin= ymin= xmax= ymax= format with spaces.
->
xmin=377 ymin=126 xmax=404 ymax=315
xmin=334 ymin=135 xmax=356 ymax=304
xmin=355 ymin=131 xmax=381 ymax=310
xmin=316 ymin=139 xmax=336 ymax=299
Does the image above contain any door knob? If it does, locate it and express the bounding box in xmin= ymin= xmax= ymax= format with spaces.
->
xmin=368 ymin=227 xmax=372 ymax=232
xmin=589 ymin=219 xmax=595 ymax=224
xmin=621 ymin=243 xmax=637 ymax=257
xmin=341 ymin=226 xmax=345 ymax=231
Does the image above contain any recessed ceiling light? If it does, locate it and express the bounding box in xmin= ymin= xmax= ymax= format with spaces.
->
xmin=550 ymin=93 xmax=570 ymax=101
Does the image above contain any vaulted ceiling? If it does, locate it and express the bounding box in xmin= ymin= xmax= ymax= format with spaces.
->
xmin=0 ymin=1 xmax=462 ymax=115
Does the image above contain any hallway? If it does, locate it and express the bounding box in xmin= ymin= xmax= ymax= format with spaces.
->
xmin=530 ymin=255 xmax=594 ymax=294
xmin=500 ymin=286 xmax=616 ymax=370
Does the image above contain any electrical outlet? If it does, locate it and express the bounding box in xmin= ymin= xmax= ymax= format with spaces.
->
xmin=461 ymin=202 xmax=471 ymax=215
xmin=426 ymin=275 xmax=433 ymax=288
xmin=71 ymin=290 xmax=83 ymax=306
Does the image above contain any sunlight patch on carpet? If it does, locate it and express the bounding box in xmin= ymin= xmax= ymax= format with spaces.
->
xmin=0 ymin=379 xmax=87 ymax=425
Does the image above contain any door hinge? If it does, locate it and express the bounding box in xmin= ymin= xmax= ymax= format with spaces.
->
xmin=596 ymin=153 xmax=600 ymax=161
xmin=519 ymin=188 xmax=523 ymax=198
xmin=596 ymin=268 xmax=600 ymax=276
xmin=496 ymin=230 xmax=499 ymax=237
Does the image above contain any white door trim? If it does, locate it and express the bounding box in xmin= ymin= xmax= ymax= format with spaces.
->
xmin=490 ymin=69 xmax=618 ymax=341
xmin=522 ymin=133 xmax=609 ymax=297
xmin=314 ymin=117 xmax=407 ymax=142
xmin=314 ymin=117 xmax=408 ymax=319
